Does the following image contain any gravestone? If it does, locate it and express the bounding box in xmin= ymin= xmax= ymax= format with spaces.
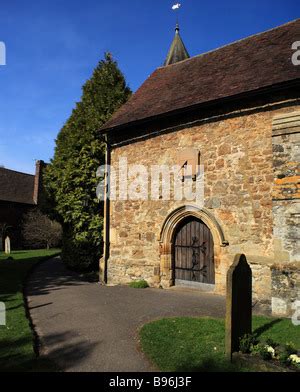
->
xmin=5 ymin=236 xmax=11 ymax=254
xmin=0 ymin=302 xmax=6 ymax=326
xmin=225 ymin=254 xmax=252 ymax=361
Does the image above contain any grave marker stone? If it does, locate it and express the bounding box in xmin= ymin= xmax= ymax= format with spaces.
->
xmin=0 ymin=302 xmax=6 ymax=326
xmin=225 ymin=254 xmax=252 ymax=360
xmin=5 ymin=236 xmax=11 ymax=254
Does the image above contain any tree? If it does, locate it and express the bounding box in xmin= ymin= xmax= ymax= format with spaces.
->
xmin=22 ymin=209 xmax=62 ymax=249
xmin=44 ymin=53 xmax=131 ymax=270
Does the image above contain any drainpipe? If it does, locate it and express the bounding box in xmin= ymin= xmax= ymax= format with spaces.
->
xmin=100 ymin=133 xmax=111 ymax=284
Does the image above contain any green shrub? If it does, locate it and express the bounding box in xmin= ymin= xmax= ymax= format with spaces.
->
xmin=276 ymin=343 xmax=297 ymax=365
xmin=277 ymin=346 xmax=290 ymax=365
xmin=62 ymin=229 xmax=100 ymax=272
xmin=284 ymin=342 xmax=297 ymax=356
xmin=265 ymin=338 xmax=279 ymax=348
xmin=252 ymin=343 xmax=273 ymax=360
xmin=239 ymin=333 xmax=258 ymax=354
xmin=129 ymin=280 xmax=149 ymax=289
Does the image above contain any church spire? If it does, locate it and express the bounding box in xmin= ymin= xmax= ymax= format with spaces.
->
xmin=164 ymin=23 xmax=190 ymax=66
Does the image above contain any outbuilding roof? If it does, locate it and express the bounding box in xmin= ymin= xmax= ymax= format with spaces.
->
xmin=0 ymin=167 xmax=35 ymax=205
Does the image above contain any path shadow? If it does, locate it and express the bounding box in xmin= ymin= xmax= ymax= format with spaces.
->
xmin=0 ymin=255 xmax=80 ymax=297
xmin=25 ymin=257 xmax=91 ymax=298
xmin=0 ymin=330 xmax=97 ymax=372
xmin=175 ymin=356 xmax=244 ymax=372
xmin=28 ymin=302 xmax=53 ymax=310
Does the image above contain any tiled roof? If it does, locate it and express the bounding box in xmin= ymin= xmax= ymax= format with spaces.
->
xmin=0 ymin=167 xmax=35 ymax=205
xmin=102 ymin=19 xmax=300 ymax=132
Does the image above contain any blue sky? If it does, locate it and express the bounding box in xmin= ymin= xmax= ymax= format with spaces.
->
xmin=0 ymin=0 xmax=298 ymax=174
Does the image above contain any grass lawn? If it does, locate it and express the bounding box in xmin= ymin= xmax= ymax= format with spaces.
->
xmin=0 ymin=249 xmax=61 ymax=372
xmin=140 ymin=316 xmax=300 ymax=372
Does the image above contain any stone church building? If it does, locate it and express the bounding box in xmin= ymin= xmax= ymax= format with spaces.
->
xmin=100 ymin=19 xmax=300 ymax=316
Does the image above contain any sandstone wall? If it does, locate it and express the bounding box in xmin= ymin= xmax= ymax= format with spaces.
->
xmin=107 ymin=104 xmax=300 ymax=308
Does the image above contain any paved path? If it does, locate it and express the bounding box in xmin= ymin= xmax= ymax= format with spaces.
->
xmin=26 ymin=257 xmax=225 ymax=372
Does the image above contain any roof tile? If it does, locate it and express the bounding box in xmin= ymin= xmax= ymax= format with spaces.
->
xmin=0 ymin=168 xmax=35 ymax=205
xmin=102 ymin=19 xmax=300 ymax=132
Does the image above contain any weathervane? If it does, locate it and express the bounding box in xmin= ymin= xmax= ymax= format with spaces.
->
xmin=172 ymin=3 xmax=181 ymax=11
xmin=172 ymin=3 xmax=182 ymax=25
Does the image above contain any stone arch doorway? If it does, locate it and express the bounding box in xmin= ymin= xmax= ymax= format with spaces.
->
xmin=159 ymin=205 xmax=228 ymax=289
xmin=172 ymin=217 xmax=215 ymax=287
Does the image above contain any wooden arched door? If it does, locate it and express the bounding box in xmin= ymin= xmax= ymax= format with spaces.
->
xmin=173 ymin=217 xmax=215 ymax=285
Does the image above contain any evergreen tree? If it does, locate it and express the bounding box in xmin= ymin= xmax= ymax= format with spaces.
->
xmin=44 ymin=53 xmax=131 ymax=270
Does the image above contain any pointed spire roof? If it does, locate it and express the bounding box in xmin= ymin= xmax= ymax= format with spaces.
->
xmin=164 ymin=23 xmax=190 ymax=66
